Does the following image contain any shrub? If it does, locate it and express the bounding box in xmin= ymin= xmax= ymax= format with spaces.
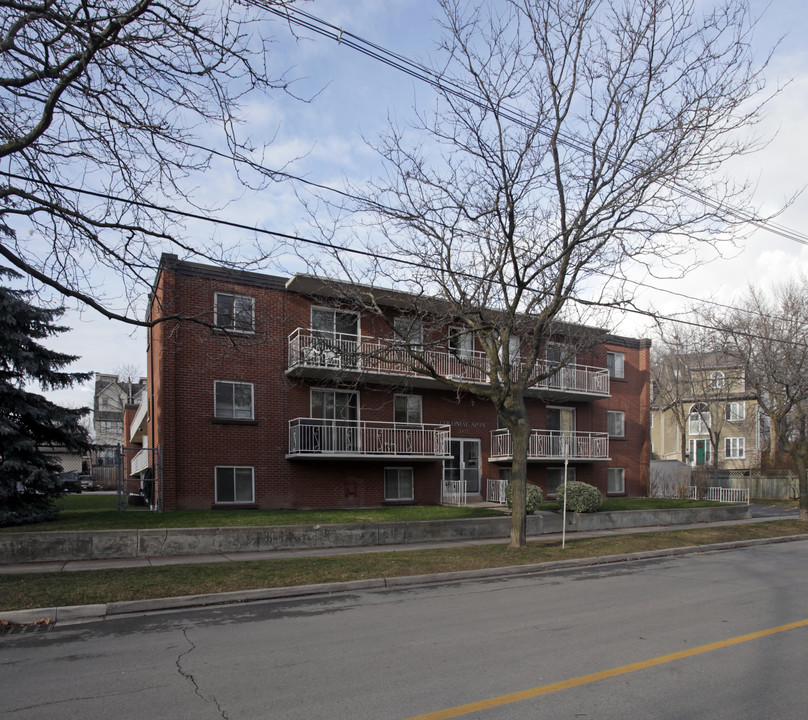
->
xmin=505 ymin=483 xmax=543 ymax=515
xmin=554 ymin=480 xmax=602 ymax=513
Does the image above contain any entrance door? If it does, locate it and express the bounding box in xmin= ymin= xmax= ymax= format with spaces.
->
xmin=444 ymin=439 xmax=481 ymax=493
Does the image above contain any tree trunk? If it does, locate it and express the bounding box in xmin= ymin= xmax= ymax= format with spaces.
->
xmin=509 ymin=421 xmax=531 ymax=547
xmin=501 ymin=391 xmax=531 ymax=548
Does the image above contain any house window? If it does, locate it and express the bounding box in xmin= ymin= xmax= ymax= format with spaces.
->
xmin=725 ymin=402 xmax=745 ymax=422
xmin=214 ymin=381 xmax=254 ymax=420
xmin=547 ymin=466 xmax=576 ymax=497
xmin=725 ymin=437 xmax=746 ymax=459
xmin=394 ymin=317 xmax=423 ymax=349
xmin=449 ymin=327 xmax=474 ymax=358
xmin=97 ymin=420 xmax=123 ymax=434
xmin=710 ymin=371 xmax=725 ymax=389
xmin=394 ymin=395 xmax=422 ymax=424
xmin=688 ymin=403 xmax=711 ymax=435
xmin=607 ymin=352 xmax=625 ymax=379
xmin=607 ymin=411 xmax=625 ymax=437
xmin=608 ymin=468 xmax=625 ymax=494
xmin=215 ymin=466 xmax=254 ymax=504
xmin=385 ymin=467 xmax=414 ymax=501
xmin=215 ymin=293 xmax=254 ymax=333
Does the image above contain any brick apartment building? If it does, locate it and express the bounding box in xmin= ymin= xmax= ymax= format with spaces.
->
xmin=129 ymin=254 xmax=651 ymax=510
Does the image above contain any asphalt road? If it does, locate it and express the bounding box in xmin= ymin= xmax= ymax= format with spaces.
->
xmin=2 ymin=539 xmax=807 ymax=719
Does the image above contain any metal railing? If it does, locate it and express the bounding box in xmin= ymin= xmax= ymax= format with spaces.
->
xmin=442 ymin=479 xmax=468 ymax=506
xmin=288 ymin=418 xmax=451 ymax=457
xmin=487 ymin=478 xmax=509 ymax=504
xmin=490 ymin=429 xmax=609 ymax=461
xmin=288 ymin=327 xmax=609 ymax=396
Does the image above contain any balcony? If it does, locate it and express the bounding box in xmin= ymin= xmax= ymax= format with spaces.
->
xmin=287 ymin=418 xmax=452 ymax=459
xmin=489 ymin=429 xmax=609 ymax=462
xmin=131 ymin=447 xmax=152 ymax=474
xmin=129 ymin=398 xmax=148 ymax=443
xmin=286 ymin=328 xmax=610 ymax=399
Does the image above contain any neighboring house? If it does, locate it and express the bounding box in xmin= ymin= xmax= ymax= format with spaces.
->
xmin=127 ymin=254 xmax=652 ymax=511
xmin=92 ymin=373 xmax=147 ymax=486
xmin=650 ymin=352 xmax=761 ymax=472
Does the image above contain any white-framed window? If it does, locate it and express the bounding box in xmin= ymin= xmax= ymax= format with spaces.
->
xmin=725 ymin=437 xmax=746 ymax=459
xmin=215 ymin=293 xmax=254 ymax=333
xmin=607 ymin=468 xmax=625 ymax=494
xmin=394 ymin=316 xmax=423 ymax=349
xmin=97 ymin=420 xmax=123 ymax=434
xmin=385 ymin=467 xmax=414 ymax=501
xmin=607 ymin=410 xmax=625 ymax=437
xmin=215 ymin=466 xmax=254 ymax=504
xmin=394 ymin=394 xmax=422 ymax=425
xmin=688 ymin=403 xmax=711 ymax=435
xmin=214 ymin=381 xmax=254 ymax=419
xmin=547 ymin=466 xmax=576 ymax=496
xmin=725 ymin=401 xmax=745 ymax=422
xmin=650 ymin=412 xmax=654 ymax=428
xmin=449 ymin=327 xmax=474 ymax=358
xmin=607 ymin=352 xmax=625 ymax=379
xmin=710 ymin=370 xmax=725 ymax=389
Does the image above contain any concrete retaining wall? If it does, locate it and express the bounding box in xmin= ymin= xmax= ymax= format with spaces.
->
xmin=0 ymin=505 xmax=749 ymax=564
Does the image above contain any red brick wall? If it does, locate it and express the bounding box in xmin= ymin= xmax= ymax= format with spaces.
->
xmin=148 ymin=262 xmax=651 ymax=509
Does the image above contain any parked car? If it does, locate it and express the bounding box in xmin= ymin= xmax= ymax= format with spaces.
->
xmin=79 ymin=475 xmax=95 ymax=491
xmin=57 ymin=471 xmax=82 ymax=493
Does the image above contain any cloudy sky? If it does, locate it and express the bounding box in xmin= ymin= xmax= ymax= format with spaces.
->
xmin=31 ymin=0 xmax=808 ymax=415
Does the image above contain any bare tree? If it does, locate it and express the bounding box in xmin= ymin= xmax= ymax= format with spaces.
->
xmin=718 ymin=281 xmax=808 ymax=522
xmin=1 ymin=0 xmax=293 ymax=324
xmin=303 ymin=0 xmax=771 ymax=546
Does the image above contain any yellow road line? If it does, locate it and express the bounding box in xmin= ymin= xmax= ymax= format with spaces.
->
xmin=403 ymin=617 xmax=808 ymax=720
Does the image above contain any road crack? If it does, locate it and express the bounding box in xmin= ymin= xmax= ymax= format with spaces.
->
xmin=176 ymin=627 xmax=229 ymax=719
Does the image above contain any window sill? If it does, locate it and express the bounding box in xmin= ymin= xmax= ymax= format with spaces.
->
xmin=212 ymin=418 xmax=258 ymax=426
xmin=212 ymin=503 xmax=258 ymax=510
xmin=383 ymin=499 xmax=416 ymax=506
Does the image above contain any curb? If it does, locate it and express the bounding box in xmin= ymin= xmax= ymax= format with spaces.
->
xmin=3 ymin=534 xmax=807 ymax=628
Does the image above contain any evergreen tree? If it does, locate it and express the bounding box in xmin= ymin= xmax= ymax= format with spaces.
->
xmin=0 ymin=268 xmax=92 ymax=526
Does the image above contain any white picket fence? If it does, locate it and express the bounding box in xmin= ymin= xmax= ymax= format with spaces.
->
xmin=688 ymin=486 xmax=750 ymax=505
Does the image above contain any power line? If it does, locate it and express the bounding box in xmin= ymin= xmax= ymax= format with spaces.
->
xmin=254 ymin=1 xmax=808 ymax=248
xmin=3 ymin=168 xmax=804 ymax=351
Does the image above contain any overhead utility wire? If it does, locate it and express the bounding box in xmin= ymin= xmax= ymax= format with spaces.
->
xmin=2 ymin=169 xmax=804 ymax=350
xmin=255 ymin=2 xmax=808 ymax=247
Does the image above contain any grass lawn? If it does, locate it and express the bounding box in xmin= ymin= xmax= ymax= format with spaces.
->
xmin=0 ymin=494 xmax=731 ymax=533
xmin=1 ymin=519 xmax=805 ymax=613
xmin=0 ymin=494 xmax=505 ymax=533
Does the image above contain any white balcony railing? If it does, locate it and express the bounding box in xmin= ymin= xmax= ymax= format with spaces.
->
xmin=288 ymin=418 xmax=451 ymax=458
xmin=131 ymin=447 xmax=152 ymax=474
xmin=129 ymin=398 xmax=148 ymax=443
xmin=287 ymin=328 xmax=609 ymax=397
xmin=490 ymin=429 xmax=609 ymax=461
xmin=487 ymin=478 xmax=509 ymax=504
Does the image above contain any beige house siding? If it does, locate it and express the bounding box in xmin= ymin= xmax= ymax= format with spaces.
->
xmin=651 ymin=399 xmax=759 ymax=470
